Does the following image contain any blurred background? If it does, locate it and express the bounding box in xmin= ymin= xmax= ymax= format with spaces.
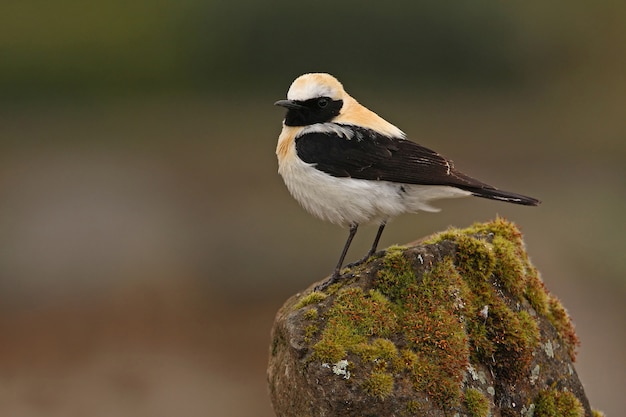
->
xmin=0 ymin=1 xmax=624 ymax=416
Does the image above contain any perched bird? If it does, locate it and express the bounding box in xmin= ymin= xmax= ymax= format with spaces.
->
xmin=275 ymin=73 xmax=539 ymax=285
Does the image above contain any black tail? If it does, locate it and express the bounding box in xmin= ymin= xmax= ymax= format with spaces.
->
xmin=467 ymin=186 xmax=541 ymax=206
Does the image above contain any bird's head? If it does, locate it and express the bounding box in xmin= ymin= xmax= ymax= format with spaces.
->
xmin=275 ymin=73 xmax=346 ymax=127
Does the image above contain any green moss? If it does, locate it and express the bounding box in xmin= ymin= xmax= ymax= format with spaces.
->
xmin=413 ymin=220 xmax=549 ymax=391
xmin=294 ymin=291 xmax=327 ymax=309
xmin=496 ymin=308 xmax=540 ymax=377
xmin=464 ymin=388 xmax=490 ymax=417
xmin=521 ymin=267 xmax=578 ymax=360
xmin=375 ymin=245 xmax=415 ymax=302
xmin=492 ymin=234 xmax=527 ymax=298
xmin=466 ymin=216 xmax=525 ymax=243
xmin=399 ymin=348 xmax=418 ymax=368
xmin=428 ymin=231 xmax=538 ymax=380
xmin=361 ymin=370 xmax=394 ymax=400
xmin=453 ymin=233 xmax=496 ymax=283
xmin=304 ymin=324 xmax=318 ymax=344
xmin=592 ymin=409 xmax=606 ymax=417
xmin=331 ymin=288 xmax=398 ymax=338
xmin=312 ymin=287 xmax=398 ymax=363
xmin=303 ymin=308 xmax=318 ymax=320
xmin=405 ymin=400 xmax=423 ymax=415
xmin=308 ymin=219 xmax=577 ymax=411
xmin=534 ymin=389 xmax=585 ymax=417
xmin=381 ymin=257 xmax=471 ymax=409
xmin=477 ymin=219 xmax=578 ymax=361
xmin=518 ymin=310 xmax=541 ymax=347
xmin=353 ymin=338 xmax=399 ymax=365
xmin=525 ymin=271 xmax=550 ymax=316
xmin=323 ymin=281 xmax=345 ymax=295
xmin=421 ymin=229 xmax=457 ymax=245
xmin=313 ymin=337 xmax=347 ymax=364
xmin=546 ymin=296 xmax=579 ymax=361
xmin=425 ymin=217 xmax=523 ymax=246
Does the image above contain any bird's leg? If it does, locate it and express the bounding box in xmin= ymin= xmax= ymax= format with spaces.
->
xmin=332 ymin=223 xmax=359 ymax=279
xmin=346 ymin=221 xmax=387 ymax=268
xmin=368 ymin=220 xmax=387 ymax=258
xmin=316 ymin=224 xmax=359 ymax=291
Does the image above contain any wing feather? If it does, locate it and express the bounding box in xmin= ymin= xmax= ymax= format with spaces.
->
xmin=295 ymin=124 xmax=489 ymax=189
xmin=295 ymin=124 xmax=540 ymax=206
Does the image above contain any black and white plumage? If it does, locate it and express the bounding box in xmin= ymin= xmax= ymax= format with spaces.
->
xmin=275 ymin=73 xmax=539 ymax=285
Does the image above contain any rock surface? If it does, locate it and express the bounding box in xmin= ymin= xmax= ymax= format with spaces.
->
xmin=268 ymin=219 xmax=594 ymax=417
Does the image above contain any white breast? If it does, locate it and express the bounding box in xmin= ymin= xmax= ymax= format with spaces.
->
xmin=278 ymin=154 xmax=471 ymax=227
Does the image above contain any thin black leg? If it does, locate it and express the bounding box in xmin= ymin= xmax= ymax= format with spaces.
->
xmin=367 ymin=221 xmax=386 ymax=258
xmin=346 ymin=221 xmax=387 ymax=268
xmin=332 ymin=223 xmax=359 ymax=278
xmin=316 ymin=224 xmax=358 ymax=291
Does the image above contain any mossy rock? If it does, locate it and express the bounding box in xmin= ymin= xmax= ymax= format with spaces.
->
xmin=268 ymin=219 xmax=593 ymax=417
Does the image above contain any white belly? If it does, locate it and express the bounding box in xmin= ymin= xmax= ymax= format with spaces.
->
xmin=279 ymin=156 xmax=471 ymax=227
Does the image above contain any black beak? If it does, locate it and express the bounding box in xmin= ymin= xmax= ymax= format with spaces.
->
xmin=274 ymin=99 xmax=305 ymax=110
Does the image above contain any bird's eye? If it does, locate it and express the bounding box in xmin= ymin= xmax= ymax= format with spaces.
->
xmin=317 ymin=97 xmax=329 ymax=108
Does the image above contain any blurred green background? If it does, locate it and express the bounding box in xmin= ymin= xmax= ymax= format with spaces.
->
xmin=0 ymin=1 xmax=624 ymax=416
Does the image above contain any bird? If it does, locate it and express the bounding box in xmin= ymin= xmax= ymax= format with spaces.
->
xmin=274 ymin=73 xmax=540 ymax=287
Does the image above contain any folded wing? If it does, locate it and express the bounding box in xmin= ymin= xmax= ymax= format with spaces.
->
xmin=295 ymin=124 xmax=539 ymax=206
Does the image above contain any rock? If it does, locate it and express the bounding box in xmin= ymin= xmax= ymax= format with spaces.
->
xmin=268 ymin=219 xmax=596 ymax=417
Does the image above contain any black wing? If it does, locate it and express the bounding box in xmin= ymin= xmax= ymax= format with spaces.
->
xmin=296 ymin=125 xmax=485 ymax=187
xmin=295 ymin=124 xmax=540 ymax=206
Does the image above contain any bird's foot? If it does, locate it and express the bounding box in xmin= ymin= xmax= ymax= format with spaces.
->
xmin=314 ymin=271 xmax=354 ymax=292
xmin=315 ymin=252 xmax=381 ymax=291
xmin=345 ymin=257 xmax=368 ymax=269
xmin=314 ymin=273 xmax=341 ymax=292
xmin=345 ymin=250 xmax=380 ymax=269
